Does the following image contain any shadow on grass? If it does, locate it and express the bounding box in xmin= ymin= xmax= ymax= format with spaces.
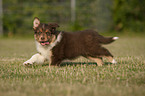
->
xmin=41 ymin=62 xmax=116 ymax=67
xmin=25 ymin=61 xmax=120 ymax=68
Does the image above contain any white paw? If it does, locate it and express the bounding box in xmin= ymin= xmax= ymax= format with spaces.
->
xmin=112 ymin=59 xmax=117 ymax=64
xmin=23 ymin=60 xmax=34 ymax=66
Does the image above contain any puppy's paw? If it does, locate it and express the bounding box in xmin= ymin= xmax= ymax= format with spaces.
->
xmin=23 ymin=61 xmax=34 ymax=66
xmin=112 ymin=59 xmax=117 ymax=64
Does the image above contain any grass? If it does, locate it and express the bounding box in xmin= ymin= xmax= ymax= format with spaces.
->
xmin=0 ymin=36 xmax=145 ymax=96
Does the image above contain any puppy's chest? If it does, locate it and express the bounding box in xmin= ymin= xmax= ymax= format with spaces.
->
xmin=37 ymin=45 xmax=53 ymax=60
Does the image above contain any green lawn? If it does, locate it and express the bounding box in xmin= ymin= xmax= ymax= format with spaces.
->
xmin=0 ymin=36 xmax=145 ymax=96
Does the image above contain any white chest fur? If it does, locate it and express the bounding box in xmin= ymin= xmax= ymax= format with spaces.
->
xmin=35 ymin=32 xmax=62 ymax=61
xmin=36 ymin=42 xmax=52 ymax=60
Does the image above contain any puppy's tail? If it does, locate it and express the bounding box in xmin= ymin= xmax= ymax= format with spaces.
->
xmin=99 ymin=37 xmax=119 ymax=44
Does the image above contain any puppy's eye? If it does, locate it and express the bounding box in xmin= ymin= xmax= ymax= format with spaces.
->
xmin=38 ymin=32 xmax=42 ymax=35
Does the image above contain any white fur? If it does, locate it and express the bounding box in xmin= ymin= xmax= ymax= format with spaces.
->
xmin=112 ymin=59 xmax=117 ymax=64
xmin=23 ymin=53 xmax=45 ymax=65
xmin=113 ymin=37 xmax=119 ymax=40
xmin=23 ymin=32 xmax=62 ymax=66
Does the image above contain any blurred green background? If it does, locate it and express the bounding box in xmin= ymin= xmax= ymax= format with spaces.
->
xmin=0 ymin=0 xmax=145 ymax=37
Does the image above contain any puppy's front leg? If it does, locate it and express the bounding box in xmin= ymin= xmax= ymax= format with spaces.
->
xmin=23 ymin=53 xmax=45 ymax=66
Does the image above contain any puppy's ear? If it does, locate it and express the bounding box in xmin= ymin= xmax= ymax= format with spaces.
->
xmin=33 ymin=17 xmax=40 ymax=29
xmin=48 ymin=23 xmax=59 ymax=29
xmin=48 ymin=23 xmax=59 ymax=34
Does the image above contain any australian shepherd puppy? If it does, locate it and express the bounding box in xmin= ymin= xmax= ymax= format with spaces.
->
xmin=23 ymin=17 xmax=119 ymax=66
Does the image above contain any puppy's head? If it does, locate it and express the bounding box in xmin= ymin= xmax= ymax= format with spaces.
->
xmin=33 ymin=17 xmax=59 ymax=46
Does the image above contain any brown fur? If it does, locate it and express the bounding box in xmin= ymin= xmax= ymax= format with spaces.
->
xmin=50 ymin=30 xmax=114 ymax=66
xmin=33 ymin=17 xmax=118 ymax=66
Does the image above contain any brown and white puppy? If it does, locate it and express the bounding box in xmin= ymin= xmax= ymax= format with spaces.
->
xmin=23 ymin=17 xmax=119 ymax=66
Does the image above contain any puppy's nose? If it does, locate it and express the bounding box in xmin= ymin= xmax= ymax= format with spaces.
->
xmin=41 ymin=37 xmax=45 ymax=40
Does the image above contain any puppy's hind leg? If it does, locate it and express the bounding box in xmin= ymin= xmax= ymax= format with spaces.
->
xmin=88 ymin=57 xmax=103 ymax=66
xmin=98 ymin=47 xmax=117 ymax=64
xmin=105 ymin=56 xmax=117 ymax=64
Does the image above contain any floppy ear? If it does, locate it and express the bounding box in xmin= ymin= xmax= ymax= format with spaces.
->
xmin=33 ymin=17 xmax=40 ymax=29
xmin=48 ymin=23 xmax=59 ymax=34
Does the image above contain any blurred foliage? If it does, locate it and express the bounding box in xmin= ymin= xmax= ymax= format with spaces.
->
xmin=3 ymin=0 xmax=71 ymax=36
xmin=2 ymin=0 xmax=145 ymax=37
xmin=112 ymin=0 xmax=145 ymax=32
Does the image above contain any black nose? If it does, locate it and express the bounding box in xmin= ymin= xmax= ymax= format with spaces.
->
xmin=41 ymin=37 xmax=45 ymax=40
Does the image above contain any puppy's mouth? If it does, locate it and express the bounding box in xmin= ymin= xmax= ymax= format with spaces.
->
xmin=40 ymin=41 xmax=50 ymax=46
